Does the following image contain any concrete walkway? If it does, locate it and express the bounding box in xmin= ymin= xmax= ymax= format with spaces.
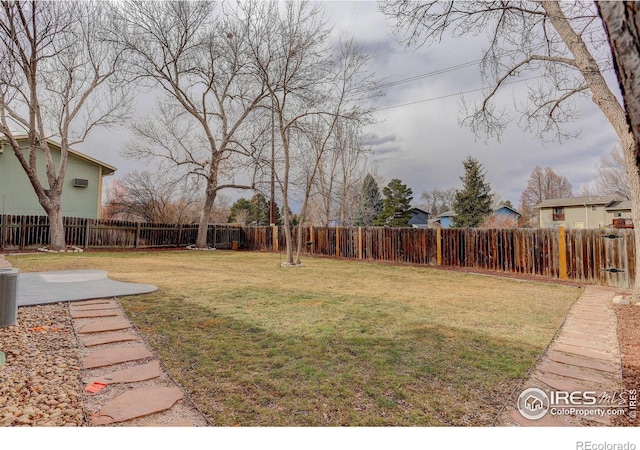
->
xmin=499 ymin=285 xmax=624 ymax=426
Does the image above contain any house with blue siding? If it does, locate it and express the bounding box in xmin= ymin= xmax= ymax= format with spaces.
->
xmin=0 ymin=137 xmax=116 ymax=219
xmin=409 ymin=208 xmax=430 ymax=228
xmin=433 ymin=205 xmax=520 ymax=228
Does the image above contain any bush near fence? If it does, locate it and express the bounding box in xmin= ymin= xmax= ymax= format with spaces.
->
xmin=0 ymin=215 xmax=634 ymax=289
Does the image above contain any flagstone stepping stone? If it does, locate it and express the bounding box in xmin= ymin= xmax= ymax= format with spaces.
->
xmin=70 ymin=303 xmax=119 ymax=312
xmin=82 ymin=346 xmax=154 ymax=369
xmin=71 ymin=309 xmax=119 ymax=319
xmin=553 ymin=344 xmax=611 ymax=360
xmin=537 ymin=361 xmax=615 ymax=386
xmin=92 ymin=360 xmax=162 ymax=384
xmin=532 ymin=371 xmax=598 ymax=392
xmin=77 ymin=318 xmax=131 ymax=334
xmin=90 ymin=386 xmax=184 ymax=425
xmin=72 ymin=299 xmax=114 ymax=306
xmin=555 ymin=336 xmax=614 ymax=351
xmin=82 ymin=332 xmax=140 ymax=347
xmin=509 ymin=409 xmax=570 ymax=427
xmin=546 ymin=351 xmax=618 ymax=374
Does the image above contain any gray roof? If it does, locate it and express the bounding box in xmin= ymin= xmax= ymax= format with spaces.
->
xmin=436 ymin=210 xmax=456 ymax=218
xmin=605 ymin=200 xmax=632 ymax=211
xmin=536 ymin=195 xmax=620 ymax=209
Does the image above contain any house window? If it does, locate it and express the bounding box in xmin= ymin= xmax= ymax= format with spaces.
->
xmin=615 ymin=212 xmax=623 ymax=218
xmin=552 ymin=207 xmax=565 ymax=221
xmin=591 ymin=205 xmax=597 ymax=211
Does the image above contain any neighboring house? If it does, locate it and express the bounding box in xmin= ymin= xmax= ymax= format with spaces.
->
xmin=490 ymin=205 xmax=521 ymax=228
xmin=433 ymin=209 xmax=456 ymax=228
xmin=605 ymin=200 xmax=633 ymax=227
xmin=431 ymin=206 xmax=520 ymax=228
xmin=536 ymin=195 xmax=631 ymax=229
xmin=0 ymin=137 xmax=116 ymax=219
xmin=409 ymin=208 xmax=430 ymax=228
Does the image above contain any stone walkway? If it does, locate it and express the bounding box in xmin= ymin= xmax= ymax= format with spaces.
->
xmin=71 ymin=298 xmax=210 ymax=426
xmin=498 ymin=285 xmax=625 ymax=426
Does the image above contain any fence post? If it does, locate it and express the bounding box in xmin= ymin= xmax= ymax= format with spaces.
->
xmin=177 ymin=224 xmax=183 ymax=248
xmin=135 ymin=222 xmax=141 ymax=249
xmin=358 ymin=227 xmax=363 ymax=259
xmin=84 ymin=219 xmax=91 ymax=249
xmin=558 ymin=225 xmax=568 ymax=280
xmin=0 ymin=215 xmax=5 ymax=251
xmin=310 ymin=225 xmax=315 ymax=255
xmin=273 ymin=225 xmax=279 ymax=252
xmin=436 ymin=227 xmax=442 ymax=266
xmin=336 ymin=227 xmax=340 ymax=257
xmin=20 ymin=216 xmax=26 ymax=250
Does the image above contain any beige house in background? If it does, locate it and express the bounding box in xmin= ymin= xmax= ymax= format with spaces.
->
xmin=537 ymin=195 xmax=632 ymax=229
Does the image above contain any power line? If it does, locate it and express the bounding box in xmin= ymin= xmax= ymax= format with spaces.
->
xmin=373 ymin=75 xmax=542 ymax=112
xmin=373 ymin=59 xmax=483 ymax=91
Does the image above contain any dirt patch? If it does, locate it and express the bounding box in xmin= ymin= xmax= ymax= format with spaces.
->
xmin=613 ymin=303 xmax=640 ymax=426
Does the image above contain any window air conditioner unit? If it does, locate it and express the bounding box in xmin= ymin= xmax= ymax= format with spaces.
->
xmin=73 ymin=178 xmax=89 ymax=188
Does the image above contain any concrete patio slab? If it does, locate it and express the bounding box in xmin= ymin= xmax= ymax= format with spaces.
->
xmin=17 ymin=269 xmax=157 ymax=306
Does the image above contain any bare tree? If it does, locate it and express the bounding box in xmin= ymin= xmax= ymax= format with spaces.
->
xmin=419 ymin=187 xmax=457 ymax=217
xmin=102 ymin=171 xmax=201 ymax=224
xmin=245 ymin=1 xmax=377 ymax=265
xmin=595 ymin=145 xmax=631 ymax=199
xmin=519 ymin=166 xmax=573 ymax=227
xmin=113 ymin=0 xmax=270 ymax=248
xmin=0 ymin=1 xmax=129 ymax=250
xmin=382 ymin=1 xmax=640 ymax=297
xmin=309 ymin=120 xmax=370 ymax=227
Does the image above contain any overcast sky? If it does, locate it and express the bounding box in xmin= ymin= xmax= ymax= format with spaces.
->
xmin=76 ymin=0 xmax=622 ymax=209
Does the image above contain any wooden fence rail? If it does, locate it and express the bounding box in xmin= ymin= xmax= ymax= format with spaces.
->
xmin=0 ymin=215 xmax=242 ymax=251
xmin=0 ymin=215 xmax=635 ymax=289
xmin=241 ymin=225 xmax=635 ymax=289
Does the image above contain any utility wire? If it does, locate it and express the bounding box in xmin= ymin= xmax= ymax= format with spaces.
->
xmin=374 ymin=74 xmax=552 ymax=113
xmin=372 ymin=59 xmax=483 ymax=91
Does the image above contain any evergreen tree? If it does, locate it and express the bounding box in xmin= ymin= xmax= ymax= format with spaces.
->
xmin=452 ymin=157 xmax=493 ymax=228
xmin=374 ymin=178 xmax=414 ymax=227
xmin=228 ymin=192 xmax=281 ymax=225
xmin=354 ymin=174 xmax=383 ymax=226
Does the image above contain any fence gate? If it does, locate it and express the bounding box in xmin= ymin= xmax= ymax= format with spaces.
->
xmin=599 ymin=229 xmax=634 ymax=289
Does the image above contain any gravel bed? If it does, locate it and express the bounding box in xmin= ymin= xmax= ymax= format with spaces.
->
xmin=0 ymin=303 xmax=86 ymax=426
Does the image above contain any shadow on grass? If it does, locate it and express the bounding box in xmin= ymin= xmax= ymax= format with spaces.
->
xmin=120 ymin=292 xmax=546 ymax=427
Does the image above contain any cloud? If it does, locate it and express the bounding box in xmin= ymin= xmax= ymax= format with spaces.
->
xmin=360 ymin=133 xmax=397 ymax=147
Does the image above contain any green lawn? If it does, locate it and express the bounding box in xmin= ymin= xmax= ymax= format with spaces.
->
xmin=8 ymin=250 xmax=581 ymax=426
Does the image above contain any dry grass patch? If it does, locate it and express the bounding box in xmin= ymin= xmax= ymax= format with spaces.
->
xmin=9 ymin=250 xmax=581 ymax=426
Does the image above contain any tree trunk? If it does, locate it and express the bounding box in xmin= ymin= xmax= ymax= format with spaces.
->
xmin=542 ymin=1 xmax=639 ymax=298
xmin=196 ymin=185 xmax=216 ymax=249
xmin=48 ymin=206 xmax=66 ymax=251
xmin=597 ymin=1 xmax=640 ymax=300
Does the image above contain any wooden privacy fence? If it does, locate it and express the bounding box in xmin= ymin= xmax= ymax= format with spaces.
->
xmin=0 ymin=215 xmax=242 ymax=251
xmin=242 ymin=225 xmax=636 ymax=289
xmin=0 ymin=215 xmax=636 ymax=289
